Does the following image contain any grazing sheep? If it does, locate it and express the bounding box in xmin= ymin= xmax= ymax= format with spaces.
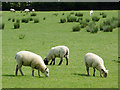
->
xmin=10 ymin=8 xmax=15 ymax=12
xmin=90 ymin=10 xmax=93 ymax=16
xmin=44 ymin=46 xmax=69 ymax=65
xmin=84 ymin=53 xmax=108 ymax=77
xmin=15 ymin=51 xmax=49 ymax=77
xmin=24 ymin=9 xmax=30 ymax=12
xmin=32 ymin=9 xmax=35 ymax=12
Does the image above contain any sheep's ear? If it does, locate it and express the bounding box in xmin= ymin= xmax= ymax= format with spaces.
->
xmin=106 ymin=70 xmax=109 ymax=72
xmin=101 ymin=69 xmax=104 ymax=72
xmin=45 ymin=68 xmax=47 ymax=71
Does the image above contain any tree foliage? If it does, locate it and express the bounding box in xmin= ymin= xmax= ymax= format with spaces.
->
xmin=2 ymin=2 xmax=118 ymax=11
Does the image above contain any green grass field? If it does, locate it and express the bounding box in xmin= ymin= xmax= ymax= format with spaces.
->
xmin=2 ymin=10 xmax=118 ymax=88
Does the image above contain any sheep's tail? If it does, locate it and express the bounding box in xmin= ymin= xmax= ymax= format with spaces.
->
xmin=66 ymin=47 xmax=69 ymax=57
xmin=15 ymin=54 xmax=17 ymax=59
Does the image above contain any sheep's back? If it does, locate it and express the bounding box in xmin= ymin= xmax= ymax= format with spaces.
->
xmin=16 ymin=51 xmax=45 ymax=67
xmin=84 ymin=53 xmax=103 ymax=67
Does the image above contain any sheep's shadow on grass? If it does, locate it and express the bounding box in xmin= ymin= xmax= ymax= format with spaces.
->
xmin=2 ymin=74 xmax=17 ymax=78
xmin=72 ymin=73 xmax=89 ymax=77
xmin=2 ymin=74 xmax=44 ymax=78
xmin=2 ymin=74 xmax=16 ymax=77
xmin=72 ymin=73 xmax=101 ymax=78
xmin=112 ymin=59 xmax=120 ymax=63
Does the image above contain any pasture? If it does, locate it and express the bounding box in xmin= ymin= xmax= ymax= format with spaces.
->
xmin=2 ymin=10 xmax=118 ymax=88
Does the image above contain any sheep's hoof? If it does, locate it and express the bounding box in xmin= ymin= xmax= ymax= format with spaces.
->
xmin=93 ymin=74 xmax=95 ymax=77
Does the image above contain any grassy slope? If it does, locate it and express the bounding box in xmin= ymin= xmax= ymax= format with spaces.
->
xmin=2 ymin=10 xmax=118 ymax=88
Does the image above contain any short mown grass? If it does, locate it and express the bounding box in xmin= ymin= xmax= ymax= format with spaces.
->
xmin=2 ymin=10 xmax=118 ymax=88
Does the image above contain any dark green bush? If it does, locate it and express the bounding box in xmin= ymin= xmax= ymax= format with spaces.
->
xmin=85 ymin=18 xmax=90 ymax=22
xmin=19 ymin=34 xmax=25 ymax=39
xmin=30 ymin=13 xmax=37 ymax=16
xmin=16 ymin=19 xmax=20 ymax=23
xmin=23 ymin=14 xmax=26 ymax=16
xmin=76 ymin=17 xmax=82 ymax=22
xmin=90 ymin=26 xmax=98 ymax=33
xmin=22 ymin=18 xmax=29 ymax=23
xmin=34 ymin=18 xmax=39 ymax=23
xmin=80 ymin=20 xmax=88 ymax=28
xmin=103 ymin=25 xmax=113 ymax=32
xmin=75 ymin=12 xmax=83 ymax=17
xmin=29 ymin=17 xmax=33 ymax=21
xmin=12 ymin=18 xmax=15 ymax=22
xmin=72 ymin=25 xmax=80 ymax=32
xmin=8 ymin=18 xmax=11 ymax=21
xmin=112 ymin=17 xmax=118 ymax=21
xmin=86 ymin=26 xmax=90 ymax=32
xmin=86 ymin=22 xmax=97 ymax=33
xmin=14 ymin=23 xmax=20 ymax=29
xmin=60 ymin=18 xmax=66 ymax=23
xmin=92 ymin=16 xmax=100 ymax=22
xmin=100 ymin=23 xmax=104 ymax=31
xmin=62 ymin=13 xmax=65 ymax=15
xmin=100 ymin=12 xmax=104 ymax=15
xmin=43 ymin=17 xmax=46 ymax=20
xmin=100 ymin=18 xmax=117 ymax=31
xmin=103 ymin=19 xmax=111 ymax=25
xmin=1 ymin=23 xmax=5 ymax=30
xmin=102 ymin=14 xmax=107 ymax=18
xmin=53 ymin=13 xmax=58 ymax=16
xmin=70 ymin=12 xmax=74 ymax=15
xmin=100 ymin=12 xmax=107 ymax=18
xmin=2 ymin=23 xmax=5 ymax=29
xmin=111 ymin=21 xmax=118 ymax=29
xmin=67 ymin=16 xmax=77 ymax=22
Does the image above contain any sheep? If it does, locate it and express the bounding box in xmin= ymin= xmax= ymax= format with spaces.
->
xmin=24 ymin=9 xmax=30 ymax=12
xmin=32 ymin=9 xmax=35 ymax=12
xmin=15 ymin=51 xmax=49 ymax=77
xmin=84 ymin=53 xmax=108 ymax=77
xmin=90 ymin=10 xmax=93 ymax=16
xmin=44 ymin=46 xmax=69 ymax=65
xmin=10 ymin=8 xmax=15 ymax=12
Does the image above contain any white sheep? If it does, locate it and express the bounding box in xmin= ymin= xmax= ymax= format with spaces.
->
xmin=84 ymin=53 xmax=108 ymax=77
xmin=90 ymin=10 xmax=93 ymax=16
xmin=24 ymin=9 xmax=30 ymax=12
xmin=44 ymin=46 xmax=69 ymax=65
xmin=10 ymin=8 xmax=15 ymax=12
xmin=15 ymin=51 xmax=49 ymax=77
xmin=32 ymin=9 xmax=35 ymax=12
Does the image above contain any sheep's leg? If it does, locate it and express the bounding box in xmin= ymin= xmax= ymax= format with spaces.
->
xmin=38 ymin=70 xmax=40 ymax=77
xmin=93 ymin=68 xmax=95 ymax=76
xmin=19 ymin=69 xmax=24 ymax=76
xmin=53 ymin=58 xmax=55 ymax=65
xmin=18 ymin=65 xmax=24 ymax=76
xmin=85 ymin=62 xmax=89 ymax=76
xmin=58 ymin=58 xmax=63 ymax=65
xmin=87 ymin=67 xmax=89 ymax=76
xmin=66 ymin=56 xmax=68 ymax=65
xmin=32 ymin=69 xmax=34 ymax=76
xmin=100 ymin=71 xmax=102 ymax=77
xmin=50 ymin=60 xmax=53 ymax=65
xmin=15 ymin=65 xmax=18 ymax=76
